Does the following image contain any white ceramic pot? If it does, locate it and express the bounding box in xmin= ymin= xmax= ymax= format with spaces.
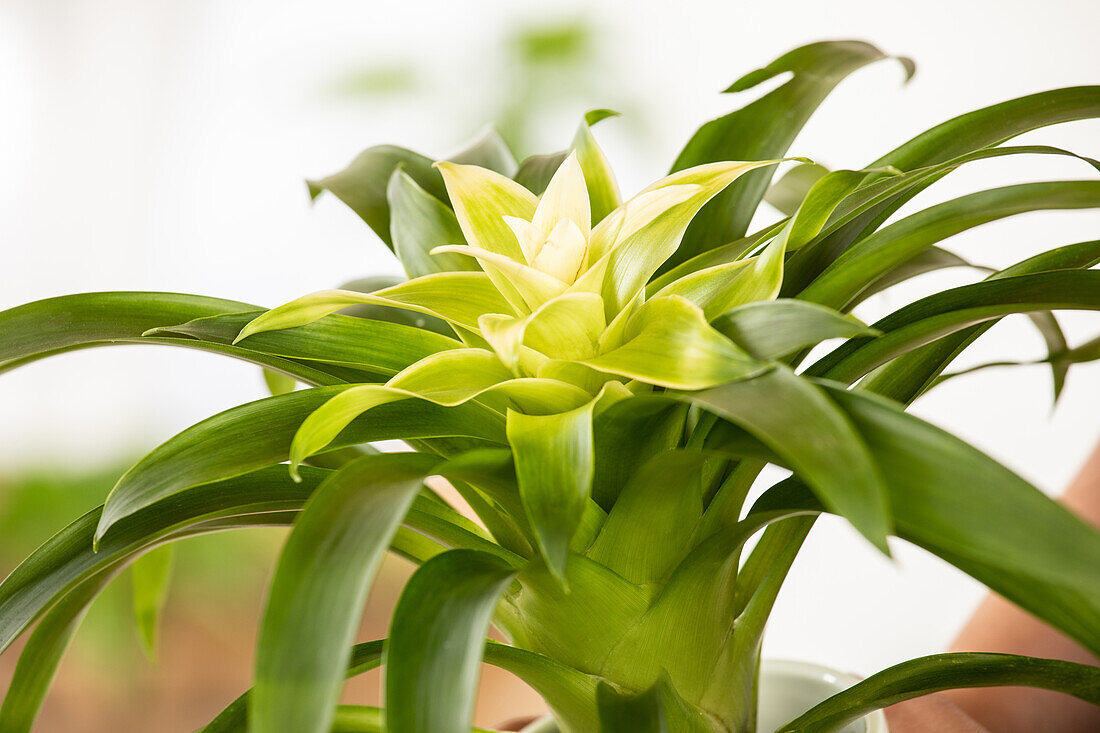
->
xmin=755 ymin=659 xmax=887 ymax=733
xmin=518 ymin=659 xmax=888 ymax=733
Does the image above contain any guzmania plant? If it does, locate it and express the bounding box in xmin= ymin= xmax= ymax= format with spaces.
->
xmin=2 ymin=40 xmax=1100 ymax=733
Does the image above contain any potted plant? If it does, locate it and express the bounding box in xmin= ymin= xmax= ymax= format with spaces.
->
xmin=1 ymin=39 xmax=1098 ymax=733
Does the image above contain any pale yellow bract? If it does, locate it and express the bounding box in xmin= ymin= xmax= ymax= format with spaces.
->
xmin=236 ymin=132 xmax=794 ymax=474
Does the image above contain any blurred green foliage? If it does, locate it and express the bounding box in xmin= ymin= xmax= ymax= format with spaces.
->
xmin=0 ymin=464 xmax=280 ymax=672
xmin=329 ymin=15 xmax=645 ymax=160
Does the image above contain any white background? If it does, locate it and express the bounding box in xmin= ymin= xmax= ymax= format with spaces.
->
xmin=1 ymin=0 xmax=1098 ymax=677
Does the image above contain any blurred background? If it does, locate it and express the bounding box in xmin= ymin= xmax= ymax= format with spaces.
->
xmin=1 ymin=0 xmax=1098 ymax=729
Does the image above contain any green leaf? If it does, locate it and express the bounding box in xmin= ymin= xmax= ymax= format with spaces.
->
xmin=690 ymin=367 xmax=891 ymax=552
xmin=205 ymin=639 xmax=599 ymax=733
xmin=584 ymin=296 xmax=768 ymax=390
xmin=387 ymin=170 xmax=479 ymax=278
xmin=96 ymin=387 xmax=506 ymax=542
xmin=586 ymin=451 xmax=708 ymax=585
xmin=333 ymin=276 xmax=456 ymax=336
xmin=236 ymin=273 xmax=514 ymax=340
xmin=0 ymin=291 xmax=247 ymax=366
xmin=506 ymin=554 xmax=650 ymax=678
xmin=0 ymin=292 xmax=358 ymax=385
xmin=651 ymin=224 xmax=786 ymax=320
xmin=666 ymin=40 xmax=912 ymax=271
xmin=252 ymin=453 xmax=438 ymax=733
xmin=307 ymin=144 xmax=446 ymax=249
xmin=153 ymin=309 xmax=462 ymax=378
xmin=778 ymin=653 xmax=1100 ymax=733
xmin=784 ymin=145 xmax=1100 ymax=293
xmin=951 ymin=332 xmax=1100 ymax=395
xmin=0 ymin=466 xmax=328 ymax=655
xmin=507 ymin=397 xmax=600 ymax=578
xmin=445 ymin=127 xmax=518 ymax=177
xmin=384 ymin=550 xmax=517 ymax=733
xmin=764 ymin=162 xmax=830 ymax=216
xmin=131 ymin=544 xmax=175 ymax=660
xmin=821 ymin=383 xmax=1100 ymax=654
xmin=599 ymin=481 xmax=822 ymax=717
xmin=572 ymin=110 xmax=622 ymax=223
xmin=591 ymin=397 xmax=689 ymax=510
xmin=712 ymin=299 xmax=878 ymax=360
xmin=0 ymin=574 xmax=111 ymax=732
xmin=849 ymin=240 xmax=1100 ymax=402
xmin=596 ymin=676 xmax=711 ymax=733
xmin=285 ymin=353 xmax=591 ymax=475
xmin=811 ymin=270 xmax=1100 ymax=383
xmin=263 ymin=369 xmax=297 ymax=395
xmin=872 ymin=86 xmax=1100 ymax=171
xmin=514 ymin=152 xmax=568 ymax=196
xmin=599 ymin=160 xmax=794 ymax=315
xmin=800 ymin=180 xmax=1100 ymax=311
xmin=647 ymin=222 xmax=787 ymax=296
xmin=856 ymin=246 xmax=980 ymax=301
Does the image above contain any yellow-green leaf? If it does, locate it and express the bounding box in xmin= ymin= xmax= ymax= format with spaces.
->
xmin=583 ymin=296 xmax=769 ymax=390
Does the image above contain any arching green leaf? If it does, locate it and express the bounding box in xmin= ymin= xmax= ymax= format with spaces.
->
xmin=667 ymin=40 xmax=912 ymax=271
xmin=811 ymin=270 xmax=1100 ymax=383
xmin=690 ymin=367 xmax=891 ymax=552
xmin=799 ymin=181 xmax=1100 ymax=311
xmin=154 ymin=309 xmax=462 ymax=378
xmin=508 ymin=397 xmax=600 ymax=578
xmin=252 ymin=453 xmax=439 ymax=733
xmin=385 ymin=550 xmax=517 ymax=733
xmin=307 ymin=144 xmax=445 ymax=249
xmin=778 ymin=653 xmax=1100 ymax=733
xmin=235 ymin=273 xmax=514 ymax=340
xmin=713 ymin=299 xmax=878 ymax=361
xmin=96 ymin=387 xmax=506 ymax=542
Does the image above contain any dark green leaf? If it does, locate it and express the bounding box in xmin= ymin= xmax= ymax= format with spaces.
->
xmin=852 ymin=240 xmax=1100 ymax=402
xmin=0 ymin=467 xmax=325 ymax=655
xmin=252 ymin=453 xmax=439 ymax=733
xmin=666 ymin=40 xmax=911 ymax=271
xmin=856 ymin=246 xmax=981 ymax=301
xmin=445 ymin=128 xmax=518 ymax=177
xmin=507 ymin=399 xmax=598 ymax=578
xmin=778 ymin=653 xmax=1100 ymax=733
xmin=821 ymin=383 xmax=1100 ymax=655
xmin=205 ymin=639 xmax=599 ymax=733
xmin=307 ymin=145 xmax=446 ymax=249
xmin=811 ymin=270 xmax=1100 ymax=383
xmin=690 ymin=367 xmax=891 ymax=552
xmin=591 ymin=397 xmax=688 ymax=510
xmin=96 ymin=387 xmax=506 ymax=542
xmin=387 ymin=171 xmax=480 ymax=278
xmin=712 ymin=299 xmax=878 ymax=360
xmin=800 ymin=181 xmax=1100 ymax=311
xmin=785 ymin=145 xmax=1100 ymax=293
xmin=0 ymin=574 xmax=111 ymax=731
xmin=153 ymin=308 xmax=462 ymax=378
xmin=384 ymin=550 xmax=516 ymax=733
xmin=872 ymin=86 xmax=1100 ymax=171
